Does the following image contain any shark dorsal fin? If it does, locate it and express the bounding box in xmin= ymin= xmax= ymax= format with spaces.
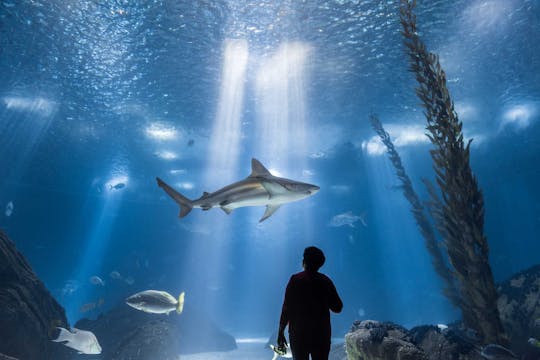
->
xmin=250 ymin=158 xmax=272 ymax=177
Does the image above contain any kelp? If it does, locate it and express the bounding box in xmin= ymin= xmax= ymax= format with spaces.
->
xmin=398 ymin=0 xmax=506 ymax=344
xmin=370 ymin=115 xmax=461 ymax=309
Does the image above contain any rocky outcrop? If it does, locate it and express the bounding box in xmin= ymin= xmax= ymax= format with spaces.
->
xmin=497 ymin=264 xmax=540 ymax=355
xmin=345 ymin=320 xmax=483 ymax=360
xmin=0 ymin=230 xmax=72 ymax=360
xmin=75 ymin=301 xmax=237 ymax=359
xmin=345 ymin=321 xmax=428 ymax=360
xmin=0 ymin=354 xmax=19 ymax=360
xmin=330 ymin=342 xmax=348 ymax=360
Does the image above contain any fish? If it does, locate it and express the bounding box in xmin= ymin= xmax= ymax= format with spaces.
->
xmin=51 ymin=327 xmax=102 ymax=354
xmin=60 ymin=280 xmax=81 ymax=297
xmin=157 ymin=158 xmax=320 ymax=223
xmin=126 ymin=290 xmax=185 ymax=315
xmin=480 ymin=344 xmax=518 ymax=359
xmin=328 ymin=211 xmax=367 ymax=228
xmin=124 ymin=276 xmax=135 ymax=285
xmin=5 ymin=201 xmax=13 ymax=217
xmin=79 ymin=302 xmax=96 ymax=313
xmin=109 ymin=182 xmax=125 ymax=190
xmin=89 ymin=276 xmax=105 ymax=286
xmin=270 ymin=344 xmax=292 ymax=360
xmin=109 ymin=270 xmax=122 ymax=280
xmin=528 ymin=338 xmax=540 ymax=348
xmin=79 ymin=298 xmax=105 ymax=313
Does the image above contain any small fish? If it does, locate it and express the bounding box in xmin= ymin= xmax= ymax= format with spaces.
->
xmin=270 ymin=344 xmax=292 ymax=360
xmin=109 ymin=270 xmax=122 ymax=280
xmin=79 ymin=302 xmax=96 ymax=313
xmin=126 ymin=290 xmax=185 ymax=315
xmin=124 ymin=276 xmax=135 ymax=285
xmin=480 ymin=344 xmax=518 ymax=359
xmin=328 ymin=211 xmax=367 ymax=228
xmin=187 ymin=139 xmax=194 ymax=147
xmin=5 ymin=201 xmax=13 ymax=217
xmin=51 ymin=327 xmax=102 ymax=354
xmin=61 ymin=280 xmax=81 ymax=296
xmin=109 ymin=182 xmax=125 ymax=190
xmin=528 ymin=337 xmax=540 ymax=348
xmin=89 ymin=276 xmax=105 ymax=286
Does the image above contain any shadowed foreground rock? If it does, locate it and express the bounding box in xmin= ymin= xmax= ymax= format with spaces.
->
xmin=497 ymin=264 xmax=540 ymax=356
xmin=0 ymin=354 xmax=18 ymax=360
xmin=76 ymin=302 xmax=237 ymax=359
xmin=345 ymin=265 xmax=540 ymax=360
xmin=0 ymin=230 xmax=72 ymax=360
xmin=345 ymin=320 xmax=482 ymax=360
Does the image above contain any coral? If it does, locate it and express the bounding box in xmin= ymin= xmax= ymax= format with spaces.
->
xmin=398 ymin=0 xmax=506 ymax=344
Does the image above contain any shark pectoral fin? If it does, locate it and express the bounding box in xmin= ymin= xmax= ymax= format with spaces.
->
xmin=260 ymin=205 xmax=281 ymax=222
xmin=221 ymin=206 xmax=233 ymax=215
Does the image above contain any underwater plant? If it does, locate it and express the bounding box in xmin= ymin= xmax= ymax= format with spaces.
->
xmin=370 ymin=115 xmax=461 ymax=309
xmin=398 ymin=0 xmax=506 ymax=344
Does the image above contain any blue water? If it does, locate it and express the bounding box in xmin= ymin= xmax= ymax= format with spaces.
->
xmin=1 ymin=0 xmax=539 ymax=342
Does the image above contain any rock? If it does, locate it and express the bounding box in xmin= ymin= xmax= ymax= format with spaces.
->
xmin=345 ymin=320 xmax=427 ymax=360
xmin=0 ymin=354 xmax=19 ymax=360
xmin=75 ymin=301 xmax=237 ymax=359
xmin=497 ymin=264 xmax=540 ymax=355
xmin=345 ymin=320 xmax=486 ymax=360
xmin=330 ymin=342 xmax=348 ymax=360
xmin=408 ymin=325 xmax=482 ymax=360
xmin=0 ymin=230 xmax=72 ymax=360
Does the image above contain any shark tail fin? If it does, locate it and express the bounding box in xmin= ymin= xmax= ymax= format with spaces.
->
xmin=176 ymin=291 xmax=185 ymax=314
xmin=156 ymin=177 xmax=193 ymax=217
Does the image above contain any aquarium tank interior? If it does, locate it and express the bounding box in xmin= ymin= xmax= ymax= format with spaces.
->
xmin=1 ymin=0 xmax=540 ymax=359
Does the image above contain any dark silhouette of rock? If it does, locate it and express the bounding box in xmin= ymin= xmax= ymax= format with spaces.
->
xmin=0 ymin=354 xmax=19 ymax=360
xmin=0 ymin=230 xmax=72 ymax=360
xmin=75 ymin=301 xmax=236 ymax=359
xmin=497 ymin=264 xmax=540 ymax=355
xmin=346 ymin=320 xmax=428 ymax=360
xmin=345 ymin=320 xmax=486 ymax=360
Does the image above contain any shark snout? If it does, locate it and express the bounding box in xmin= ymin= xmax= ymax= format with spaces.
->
xmin=308 ymin=185 xmax=320 ymax=194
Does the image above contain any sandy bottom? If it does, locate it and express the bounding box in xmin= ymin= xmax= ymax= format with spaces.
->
xmin=181 ymin=339 xmax=273 ymax=360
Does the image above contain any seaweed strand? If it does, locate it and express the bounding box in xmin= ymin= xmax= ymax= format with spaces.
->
xmin=399 ymin=0 xmax=506 ymax=344
xmin=370 ymin=115 xmax=461 ymax=309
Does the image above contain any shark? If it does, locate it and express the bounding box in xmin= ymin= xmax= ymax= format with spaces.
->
xmin=156 ymin=158 xmax=320 ymax=222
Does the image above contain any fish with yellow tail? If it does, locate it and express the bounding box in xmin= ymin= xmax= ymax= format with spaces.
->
xmin=126 ymin=290 xmax=185 ymax=315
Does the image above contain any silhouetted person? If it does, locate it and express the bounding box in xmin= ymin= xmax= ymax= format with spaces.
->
xmin=277 ymin=246 xmax=343 ymax=360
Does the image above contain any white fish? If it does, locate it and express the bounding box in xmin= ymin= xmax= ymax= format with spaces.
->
xmin=52 ymin=327 xmax=102 ymax=354
xmin=109 ymin=271 xmax=122 ymax=280
xmin=270 ymin=344 xmax=292 ymax=360
xmin=5 ymin=201 xmax=13 ymax=217
xmin=61 ymin=280 xmax=81 ymax=297
xmin=124 ymin=276 xmax=135 ymax=285
xmin=480 ymin=344 xmax=517 ymax=359
xmin=126 ymin=290 xmax=185 ymax=315
xmin=89 ymin=276 xmax=105 ymax=286
xmin=328 ymin=211 xmax=367 ymax=228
